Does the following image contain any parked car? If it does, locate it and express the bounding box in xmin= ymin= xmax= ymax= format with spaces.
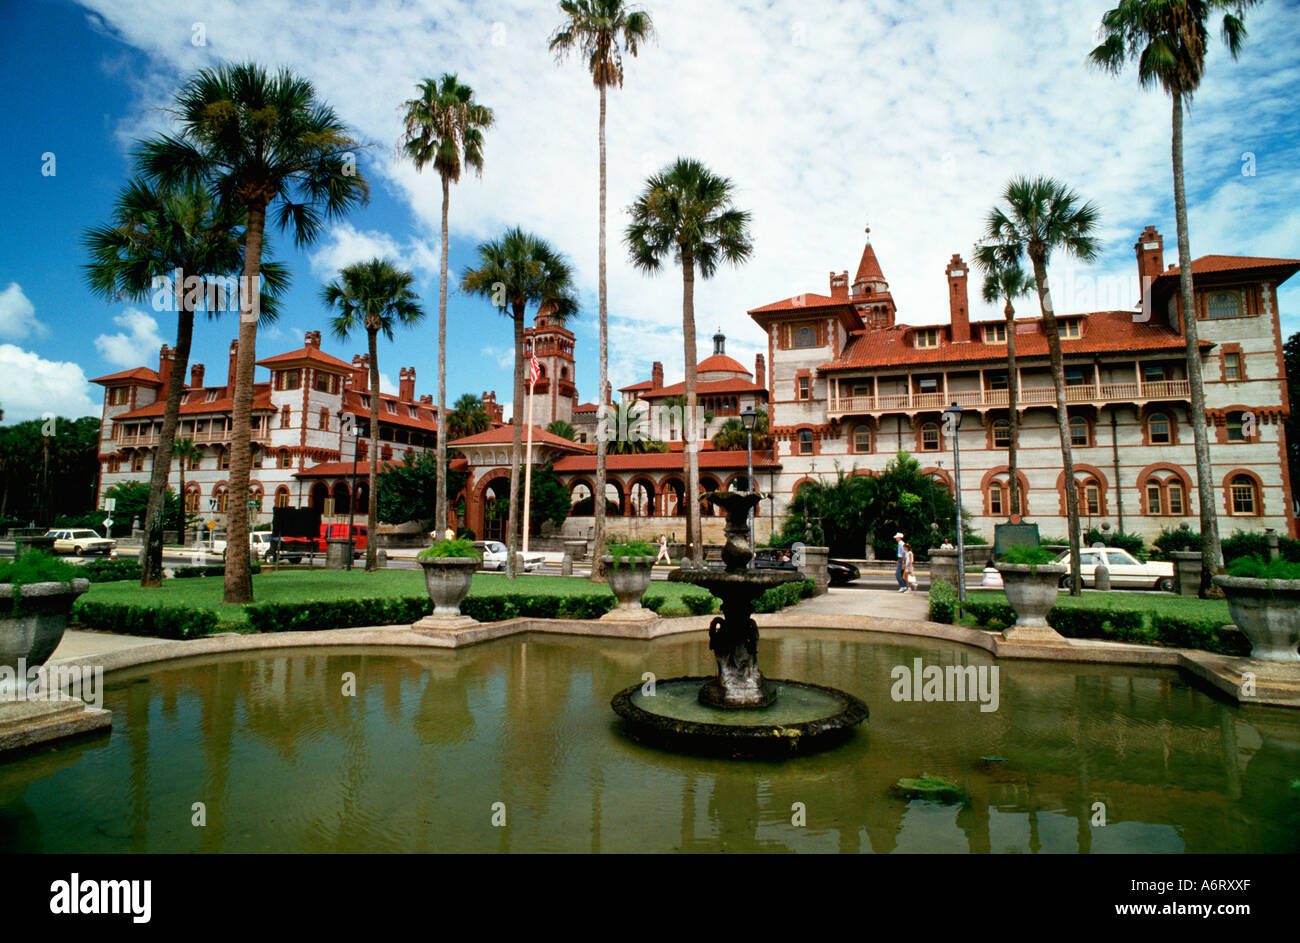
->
xmin=827 ymin=559 xmax=860 ymax=585
xmin=44 ymin=528 xmax=115 ymax=556
xmin=1052 ymin=547 xmax=1174 ymax=592
xmin=475 ymin=540 xmax=545 ymax=572
xmin=753 ymin=548 xmax=797 ymax=570
xmin=308 ymin=523 xmax=367 ymax=555
xmin=213 ymin=532 xmax=281 ymax=562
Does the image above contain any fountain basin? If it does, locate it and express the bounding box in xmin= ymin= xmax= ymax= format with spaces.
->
xmin=611 ymin=676 xmax=868 ymax=758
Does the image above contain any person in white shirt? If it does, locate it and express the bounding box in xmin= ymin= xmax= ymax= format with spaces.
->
xmin=655 ymin=533 xmax=671 ymax=564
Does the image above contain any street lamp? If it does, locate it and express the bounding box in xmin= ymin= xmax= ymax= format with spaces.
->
xmin=741 ymin=407 xmax=757 ymax=555
xmin=944 ymin=403 xmax=965 ymax=605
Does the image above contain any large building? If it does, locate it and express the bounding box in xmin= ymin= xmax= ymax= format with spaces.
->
xmin=749 ymin=225 xmax=1299 ymax=541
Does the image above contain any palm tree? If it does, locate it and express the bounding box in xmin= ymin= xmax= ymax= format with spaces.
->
xmin=550 ymin=0 xmax=655 ymax=581
xmin=972 ymin=242 xmax=1036 ymax=520
xmin=1090 ymin=0 xmax=1257 ymax=596
xmin=171 ymin=437 xmax=203 ymax=539
xmin=449 ymin=392 xmax=492 ymax=439
xmin=712 ymin=409 xmax=772 ymax=453
xmin=322 ymin=258 xmax=426 ymax=572
xmin=136 ymin=62 xmax=368 ymax=603
xmin=546 ymin=419 xmax=577 ymax=441
xmin=461 ymin=228 xmax=577 ymax=577
xmin=984 ymin=176 xmax=1101 ymax=595
xmin=625 ymin=158 xmax=753 ymax=559
xmin=400 ymin=74 xmax=494 ymax=540
xmin=83 ymin=176 xmax=288 ymax=588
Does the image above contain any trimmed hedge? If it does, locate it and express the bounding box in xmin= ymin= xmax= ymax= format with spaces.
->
xmin=172 ymin=563 xmax=261 ymax=579
xmin=752 ymin=579 xmax=814 ymax=613
xmin=244 ymin=592 xmax=618 ymax=633
xmin=71 ymin=600 xmax=219 ymax=639
xmin=928 ymin=580 xmax=956 ymax=624
xmin=964 ymin=600 xmax=1016 ymax=629
xmin=1150 ymin=614 xmax=1251 ymax=656
xmin=80 ymin=558 xmax=143 ymax=583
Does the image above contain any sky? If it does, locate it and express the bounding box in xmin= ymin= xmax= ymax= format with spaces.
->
xmin=0 ymin=0 xmax=1297 ymax=424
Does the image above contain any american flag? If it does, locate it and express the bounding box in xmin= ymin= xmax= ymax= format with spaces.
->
xmin=529 ymin=352 xmax=540 ymax=389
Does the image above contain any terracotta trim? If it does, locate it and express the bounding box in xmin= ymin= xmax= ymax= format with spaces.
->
xmin=1222 ymin=467 xmax=1265 ymax=518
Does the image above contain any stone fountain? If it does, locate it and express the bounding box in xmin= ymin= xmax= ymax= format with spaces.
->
xmin=610 ymin=491 xmax=868 ymax=758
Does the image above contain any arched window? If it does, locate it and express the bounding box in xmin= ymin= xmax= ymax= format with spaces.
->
xmin=853 ymin=426 xmax=872 ymax=453
xmin=1078 ymin=479 xmax=1101 ymax=517
xmin=798 ymin=429 xmax=813 ymax=455
xmin=281 ymin=405 xmax=292 ymax=429
xmin=214 ymin=486 xmax=229 ymax=514
xmin=1069 ymin=416 xmax=1090 ymax=447
xmin=992 ymin=419 xmax=1010 ymax=449
xmin=278 ymin=449 xmax=293 ymax=469
xmin=1207 ymin=290 xmax=1243 ymax=320
xmin=989 ymin=482 xmax=1004 ymax=516
xmin=1145 ymin=478 xmax=1163 ymax=516
xmin=249 ymin=485 xmax=264 ymax=513
xmin=1148 ymin=412 xmax=1171 ymax=445
xmin=792 ymin=325 xmax=817 ymax=349
xmin=274 ymin=486 xmax=291 ymax=508
xmin=1230 ymin=475 xmax=1258 ymax=515
xmin=920 ymin=422 xmax=940 ymax=451
xmin=184 ymin=485 xmax=201 ymax=513
xmin=987 ymin=476 xmax=1022 ymax=517
xmin=1167 ymin=481 xmax=1184 ymax=515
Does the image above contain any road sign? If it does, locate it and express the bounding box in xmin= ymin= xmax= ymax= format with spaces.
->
xmin=102 ymin=517 xmax=113 ymax=531
xmin=103 ymin=498 xmax=116 ymax=512
xmin=205 ymin=520 xmax=217 ymax=530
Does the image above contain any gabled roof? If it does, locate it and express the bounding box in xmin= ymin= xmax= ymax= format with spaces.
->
xmin=114 ymin=383 xmax=275 ymax=418
xmin=449 ymin=425 xmax=593 ymax=453
xmin=618 ymin=379 xmax=655 ymax=393
xmin=748 ymin=292 xmax=843 ymax=314
xmin=90 ymin=367 xmax=162 ymax=386
xmin=1159 ymin=254 xmax=1300 ymax=278
xmin=820 ymin=310 xmax=1207 ymax=372
xmin=573 ymin=401 xmax=601 ymax=415
xmin=340 ymin=390 xmax=441 ymax=432
xmin=257 ymin=346 xmax=354 ymax=370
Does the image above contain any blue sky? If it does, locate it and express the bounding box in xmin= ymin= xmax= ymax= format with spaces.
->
xmin=1 ymin=0 xmax=1297 ymax=423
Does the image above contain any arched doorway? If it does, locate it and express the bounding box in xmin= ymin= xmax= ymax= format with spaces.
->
xmin=629 ymin=478 xmax=656 ymax=517
xmin=332 ymin=480 xmax=351 ymax=516
xmin=699 ymin=475 xmax=720 ymax=515
xmin=660 ymin=477 xmax=685 ymax=517
xmin=309 ymin=482 xmax=329 ymax=514
xmin=482 ymin=476 xmax=511 ymax=542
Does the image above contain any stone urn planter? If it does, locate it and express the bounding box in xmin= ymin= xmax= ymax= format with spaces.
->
xmin=1212 ymin=575 xmax=1300 ymax=663
xmin=995 ymin=563 xmax=1067 ymax=640
xmin=602 ymin=555 xmax=655 ymax=620
xmin=417 ymin=556 xmax=481 ymax=618
xmin=0 ymin=578 xmax=91 ymax=675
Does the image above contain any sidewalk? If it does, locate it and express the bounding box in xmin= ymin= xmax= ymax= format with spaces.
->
xmin=788 ymin=585 xmax=930 ymax=621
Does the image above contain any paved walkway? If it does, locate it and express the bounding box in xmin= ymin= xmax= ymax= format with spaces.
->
xmin=787 ymin=586 xmax=930 ymax=621
xmin=52 ymin=629 xmax=179 ymax=661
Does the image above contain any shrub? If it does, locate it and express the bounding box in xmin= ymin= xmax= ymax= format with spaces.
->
xmin=683 ymin=593 xmax=717 ymax=615
xmin=247 ymin=596 xmax=431 ymax=632
xmin=998 ymin=545 xmax=1056 ymax=568
xmin=1086 ymin=528 xmax=1145 ymax=561
xmin=605 ymin=538 xmax=657 ymax=565
xmin=0 ymin=550 xmax=80 ymax=587
xmin=1149 ymin=614 xmax=1250 ymax=656
xmin=1221 ymin=530 xmax=1300 ymax=565
xmin=171 ymin=563 xmax=261 ymax=579
xmin=928 ymin=580 xmax=956 ymax=624
xmin=71 ymin=600 xmax=219 ymax=639
xmin=79 ymin=558 xmax=143 ymax=583
xmin=1225 ymin=554 xmax=1300 ymax=581
xmin=641 ymin=593 xmax=666 ymax=613
xmin=753 ymin=579 xmax=813 ymax=613
xmin=1153 ymin=523 xmax=1201 ymax=558
xmin=964 ymin=599 xmax=1015 ymax=629
xmin=417 ymin=537 xmax=480 ymax=559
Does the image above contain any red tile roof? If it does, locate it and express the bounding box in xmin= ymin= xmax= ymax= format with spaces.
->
xmin=573 ymin=401 xmax=600 ymax=414
xmin=820 ymin=310 xmax=1206 ymax=371
xmin=114 ymin=383 xmax=275 ymax=418
xmin=747 ymin=292 xmax=846 ymax=314
xmin=89 ymin=367 xmax=162 ymax=386
xmin=640 ymin=377 xmax=768 ymax=398
xmin=256 ymin=346 xmax=354 ymax=370
xmin=855 ymin=242 xmax=885 ymax=285
xmin=449 ymin=424 xmax=593 ymax=452
xmin=554 ymin=449 xmax=779 ymax=474
xmin=1159 ymin=254 xmax=1300 ymax=277
xmin=340 ymin=390 xmax=441 ymax=433
xmin=295 ymin=459 xmax=405 ymax=478
xmin=618 ymin=379 xmax=655 ymax=393
xmin=696 ymin=354 xmax=751 ymax=375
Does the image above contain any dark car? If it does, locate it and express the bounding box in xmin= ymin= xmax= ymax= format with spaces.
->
xmin=752 ymin=548 xmax=797 ymax=570
xmin=827 ymin=559 xmax=859 ymax=586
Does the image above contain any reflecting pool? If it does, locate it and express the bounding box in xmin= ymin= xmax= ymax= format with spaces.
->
xmin=1 ymin=630 xmax=1297 ymax=853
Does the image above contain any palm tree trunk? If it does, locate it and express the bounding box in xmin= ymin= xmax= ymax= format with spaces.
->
xmin=592 ymin=81 xmax=609 ymax=582
xmin=506 ymin=305 xmax=526 ymax=579
xmin=367 ymin=329 xmax=380 ymax=572
xmin=682 ymin=248 xmax=702 ymax=559
xmin=178 ymin=459 xmax=186 ymax=541
xmin=1031 ymin=250 xmax=1082 ymax=595
xmin=140 ymin=277 xmax=194 ymax=587
xmin=436 ymin=173 xmax=450 ymax=540
xmin=1172 ymin=93 xmax=1221 ymax=596
xmin=222 ymin=205 xmax=265 ymax=604
xmin=1005 ymin=299 xmax=1019 ymax=516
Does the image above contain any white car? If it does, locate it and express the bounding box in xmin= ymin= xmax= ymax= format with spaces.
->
xmin=44 ymin=528 xmax=116 ymax=556
xmin=476 ymin=540 xmax=545 ymax=572
xmin=213 ymin=532 xmax=277 ymax=561
xmin=1053 ymin=547 xmax=1174 ymax=592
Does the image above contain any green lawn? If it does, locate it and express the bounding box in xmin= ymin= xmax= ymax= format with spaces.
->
xmin=961 ymin=588 xmax=1230 ymax=623
xmin=81 ymin=569 xmax=711 ymax=629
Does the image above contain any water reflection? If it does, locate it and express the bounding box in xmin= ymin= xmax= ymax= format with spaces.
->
xmin=0 ymin=632 xmax=1297 ymax=853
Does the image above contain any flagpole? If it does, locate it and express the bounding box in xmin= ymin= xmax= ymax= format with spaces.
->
xmin=523 ymin=371 xmax=536 ymax=556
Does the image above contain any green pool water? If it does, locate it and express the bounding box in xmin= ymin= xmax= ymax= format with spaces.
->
xmin=1 ymin=630 xmax=1298 ymax=853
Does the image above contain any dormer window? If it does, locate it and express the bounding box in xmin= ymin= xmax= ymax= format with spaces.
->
xmin=1207 ymin=290 xmax=1244 ymax=320
xmin=385 ymin=400 xmax=396 ymax=414
xmin=1057 ymin=319 xmax=1081 ymax=339
xmin=983 ymin=323 xmax=1007 ymax=344
xmin=408 ymin=406 xmax=418 ymax=418
xmin=914 ymin=329 xmax=940 ymax=349
xmin=205 ymin=390 xmax=218 ymax=402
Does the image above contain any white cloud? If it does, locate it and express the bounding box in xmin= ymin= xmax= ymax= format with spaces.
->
xmin=0 ymin=283 xmax=46 ymax=340
xmin=79 ymin=0 xmax=1300 ymax=380
xmin=379 ymin=372 xmax=396 ymax=395
xmin=94 ymin=308 xmax=165 ymax=368
xmin=309 ymin=223 xmax=440 ymax=283
xmin=0 ymin=345 xmax=99 ymax=421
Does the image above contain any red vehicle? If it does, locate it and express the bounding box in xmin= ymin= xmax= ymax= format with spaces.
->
xmin=314 ymin=523 xmax=367 ymax=554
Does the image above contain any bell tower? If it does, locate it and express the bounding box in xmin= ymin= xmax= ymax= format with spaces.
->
xmin=523 ymin=300 xmax=578 ymax=428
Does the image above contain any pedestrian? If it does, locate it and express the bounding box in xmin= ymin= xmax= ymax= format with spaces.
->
xmin=940 ymin=537 xmax=954 ymax=550
xmin=894 ymin=532 xmax=907 ymax=592
xmin=904 ymin=543 xmax=918 ymax=592
xmin=655 ymin=533 xmax=671 ymax=565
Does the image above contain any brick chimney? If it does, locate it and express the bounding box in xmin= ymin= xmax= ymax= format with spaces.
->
xmin=158 ymin=344 xmax=175 ymax=392
xmin=482 ymin=390 xmax=503 ymax=423
xmin=651 ymin=361 xmax=664 ymax=390
xmin=190 ymin=363 xmax=205 ymax=388
xmin=829 ymin=270 xmax=849 ymax=300
xmin=398 ymin=366 xmax=415 ymax=402
xmin=1135 ymin=225 xmax=1164 ymax=311
xmin=418 ymin=394 xmax=433 ymax=405
xmin=754 ymin=353 xmax=765 ymax=389
xmin=304 ymin=330 xmax=321 ymax=349
xmin=946 ymin=254 xmax=970 ymax=344
xmin=351 ymin=354 xmax=369 ymax=393
xmin=227 ymin=340 xmax=239 ymax=392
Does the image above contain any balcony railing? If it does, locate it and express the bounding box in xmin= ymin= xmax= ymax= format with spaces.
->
xmin=828 ymin=379 xmax=1190 ymax=416
xmin=117 ymin=429 xmax=271 ymax=447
